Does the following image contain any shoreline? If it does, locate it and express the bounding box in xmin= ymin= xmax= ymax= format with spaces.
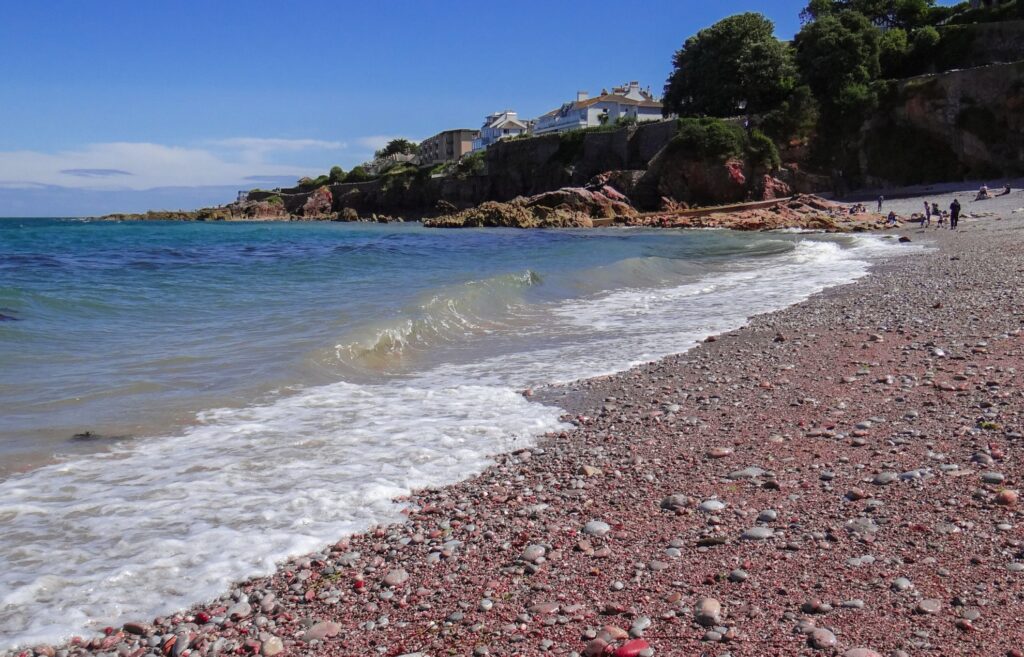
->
xmin=6 ymin=213 xmax=1024 ymax=657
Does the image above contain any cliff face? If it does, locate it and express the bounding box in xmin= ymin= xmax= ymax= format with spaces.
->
xmin=861 ymin=60 xmax=1024 ymax=185
xmin=244 ymin=121 xmax=682 ymax=218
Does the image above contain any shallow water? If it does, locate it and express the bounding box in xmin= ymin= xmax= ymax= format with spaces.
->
xmin=0 ymin=218 xmax=909 ymax=649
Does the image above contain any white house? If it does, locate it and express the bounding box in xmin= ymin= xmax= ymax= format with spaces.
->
xmin=533 ymin=82 xmax=664 ymax=135
xmin=472 ymin=111 xmax=530 ymax=151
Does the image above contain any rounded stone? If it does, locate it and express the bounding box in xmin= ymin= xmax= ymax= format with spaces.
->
xmin=521 ymin=544 xmax=546 ymax=563
xmin=808 ymin=628 xmax=837 ymax=650
xmin=695 ymin=598 xmax=721 ymax=626
xmin=915 ymin=599 xmax=941 ymax=615
xmin=383 ymin=568 xmax=409 ymax=587
xmin=872 ymin=472 xmax=898 ymax=485
xmin=741 ymin=527 xmax=774 ymax=540
xmin=660 ymin=494 xmax=691 ymax=511
xmin=583 ymin=520 xmax=611 ymax=537
xmin=699 ymin=499 xmax=727 ymax=513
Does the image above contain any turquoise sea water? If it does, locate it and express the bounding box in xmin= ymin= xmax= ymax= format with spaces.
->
xmin=0 ymin=218 xmax=907 ymax=650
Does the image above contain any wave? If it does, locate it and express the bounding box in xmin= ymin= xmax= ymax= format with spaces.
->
xmin=327 ymin=270 xmax=542 ymax=372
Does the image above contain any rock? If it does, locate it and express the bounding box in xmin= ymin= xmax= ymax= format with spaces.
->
xmin=728 ymin=466 xmax=767 ymax=480
xmin=891 ymin=577 xmax=913 ymax=592
xmin=583 ymin=520 xmax=612 ymax=537
xmin=916 ymin=599 xmax=941 ymax=615
xmin=123 ymin=622 xmax=151 ymax=636
xmin=757 ymin=509 xmax=778 ymax=522
xmin=843 ymin=650 xmax=882 ymax=657
xmin=741 ymin=527 xmax=775 ymax=540
xmin=997 ymin=490 xmax=1019 ymax=506
xmin=303 ymin=621 xmax=341 ymax=642
xmin=579 ymin=465 xmax=603 ymax=477
xmin=707 ymin=447 xmax=733 ymax=458
xmin=698 ymin=499 xmax=727 ymax=513
xmin=808 ymin=628 xmax=837 ymax=650
xmin=383 ymin=568 xmax=410 ymax=587
xmin=521 ymin=544 xmax=546 ymax=563
xmin=261 ymin=637 xmax=284 ymax=656
xmin=872 ymin=471 xmax=898 ymax=485
xmin=660 ymin=494 xmax=691 ymax=511
xmin=583 ymin=638 xmax=609 ymax=657
xmin=227 ymin=601 xmax=251 ymax=620
xmin=728 ymin=569 xmax=749 ymax=583
xmin=695 ymin=598 xmax=721 ymax=626
xmin=613 ymin=639 xmax=651 ymax=657
xmin=982 ymin=471 xmax=1005 ymax=484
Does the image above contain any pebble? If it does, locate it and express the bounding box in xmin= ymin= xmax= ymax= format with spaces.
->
xmin=892 ymin=577 xmax=913 ymax=592
xmin=981 ymin=471 xmax=1006 ymax=484
xmin=741 ymin=527 xmax=774 ymax=540
xmin=916 ymin=599 xmax=941 ymax=615
xmin=808 ymin=628 xmax=837 ymax=649
xmin=660 ymin=494 xmax=690 ymax=511
xmin=699 ymin=499 xmax=727 ymax=513
xmin=383 ymin=568 xmax=409 ymax=587
xmin=695 ymin=598 xmax=721 ymax=626
xmin=728 ymin=466 xmax=767 ymax=479
xmin=996 ymin=490 xmax=1019 ymax=506
xmin=583 ymin=520 xmax=611 ymax=537
xmin=728 ymin=569 xmax=749 ymax=582
xmin=226 ymin=601 xmax=251 ymax=620
xmin=260 ymin=637 xmax=284 ymax=656
xmin=843 ymin=650 xmax=882 ymax=657
xmin=872 ymin=471 xmax=898 ymax=485
xmin=757 ymin=509 xmax=778 ymax=522
xmin=521 ymin=544 xmax=546 ymax=563
xmin=303 ymin=620 xmax=341 ymax=642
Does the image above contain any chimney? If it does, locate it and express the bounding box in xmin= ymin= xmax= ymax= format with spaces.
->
xmin=576 ymin=90 xmax=589 ymax=102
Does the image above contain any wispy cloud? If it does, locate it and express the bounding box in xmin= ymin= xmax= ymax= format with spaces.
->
xmin=60 ymin=168 xmax=133 ymax=177
xmin=0 ymin=141 xmax=328 ymax=191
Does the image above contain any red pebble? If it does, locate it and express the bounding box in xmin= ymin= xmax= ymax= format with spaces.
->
xmin=354 ymin=579 xmax=365 ymax=590
xmin=196 ymin=611 xmax=211 ymax=623
xmin=613 ymin=639 xmax=651 ymax=657
xmin=104 ymin=627 xmax=114 ymax=636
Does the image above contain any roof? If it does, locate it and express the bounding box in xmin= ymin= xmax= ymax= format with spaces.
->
xmin=540 ymin=92 xmax=663 ymax=119
xmin=485 ymin=114 xmax=528 ymax=130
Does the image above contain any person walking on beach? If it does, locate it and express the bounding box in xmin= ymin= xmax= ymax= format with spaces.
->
xmin=923 ymin=201 xmax=931 ymax=227
xmin=877 ymin=195 xmax=884 ymax=212
xmin=950 ymin=198 xmax=961 ymax=230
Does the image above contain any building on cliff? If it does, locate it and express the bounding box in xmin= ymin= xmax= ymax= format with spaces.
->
xmin=420 ymin=129 xmax=479 ymax=165
xmin=472 ymin=111 xmax=530 ymax=152
xmin=532 ymin=82 xmax=663 ymax=135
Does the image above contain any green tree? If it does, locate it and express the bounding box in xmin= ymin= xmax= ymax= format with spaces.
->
xmin=663 ymin=13 xmax=796 ymax=118
xmin=345 ymin=165 xmax=373 ymax=183
xmin=375 ymin=138 xmax=420 ymax=158
xmin=801 ymin=0 xmax=935 ymax=29
xmin=328 ymin=165 xmax=346 ymax=183
xmin=795 ymin=10 xmax=882 ymax=167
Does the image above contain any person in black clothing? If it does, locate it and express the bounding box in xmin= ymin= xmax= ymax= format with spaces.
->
xmin=950 ymin=198 xmax=961 ymax=230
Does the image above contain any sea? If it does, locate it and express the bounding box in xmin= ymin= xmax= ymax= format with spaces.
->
xmin=0 ymin=217 xmax=909 ymax=650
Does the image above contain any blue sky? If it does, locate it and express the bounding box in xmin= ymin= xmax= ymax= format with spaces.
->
xmin=0 ymin=1 xmax=827 ymax=215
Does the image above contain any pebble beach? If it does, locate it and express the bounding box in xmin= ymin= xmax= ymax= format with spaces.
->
xmin=10 ymin=200 xmax=1024 ymax=657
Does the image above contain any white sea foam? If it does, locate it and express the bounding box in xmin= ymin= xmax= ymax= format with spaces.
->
xmin=0 ymin=233 xmax=915 ymax=651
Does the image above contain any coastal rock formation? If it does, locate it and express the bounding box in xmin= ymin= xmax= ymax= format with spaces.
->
xmin=300 ymin=187 xmax=333 ymax=218
xmin=424 ymin=186 xmax=638 ymax=228
xmin=630 ymin=195 xmax=888 ymax=231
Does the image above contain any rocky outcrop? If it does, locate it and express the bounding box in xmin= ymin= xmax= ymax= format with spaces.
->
xmin=424 ymin=186 xmax=638 ymax=229
xmin=861 ymin=60 xmax=1024 ymax=185
xmin=300 ymin=187 xmax=333 ymax=218
xmin=628 ymin=195 xmax=888 ymax=232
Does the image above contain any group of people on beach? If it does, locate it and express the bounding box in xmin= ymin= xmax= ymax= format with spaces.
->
xmin=919 ymin=198 xmax=961 ymax=229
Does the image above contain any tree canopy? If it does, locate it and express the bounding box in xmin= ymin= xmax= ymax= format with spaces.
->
xmin=375 ymin=138 xmax=419 ymax=159
xmin=801 ymin=0 xmax=936 ymax=29
xmin=662 ymin=13 xmax=796 ymax=118
xmin=328 ymin=165 xmax=346 ymax=183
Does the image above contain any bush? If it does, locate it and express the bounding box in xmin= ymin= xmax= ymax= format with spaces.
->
xmin=329 ymin=166 xmax=346 ymax=183
xmin=345 ymin=166 xmax=374 ymax=183
xmin=264 ymin=195 xmax=283 ymax=205
xmin=455 ymin=151 xmax=486 ymax=178
xmin=748 ymin=129 xmax=782 ymax=170
xmin=672 ymin=117 xmax=746 ymax=161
